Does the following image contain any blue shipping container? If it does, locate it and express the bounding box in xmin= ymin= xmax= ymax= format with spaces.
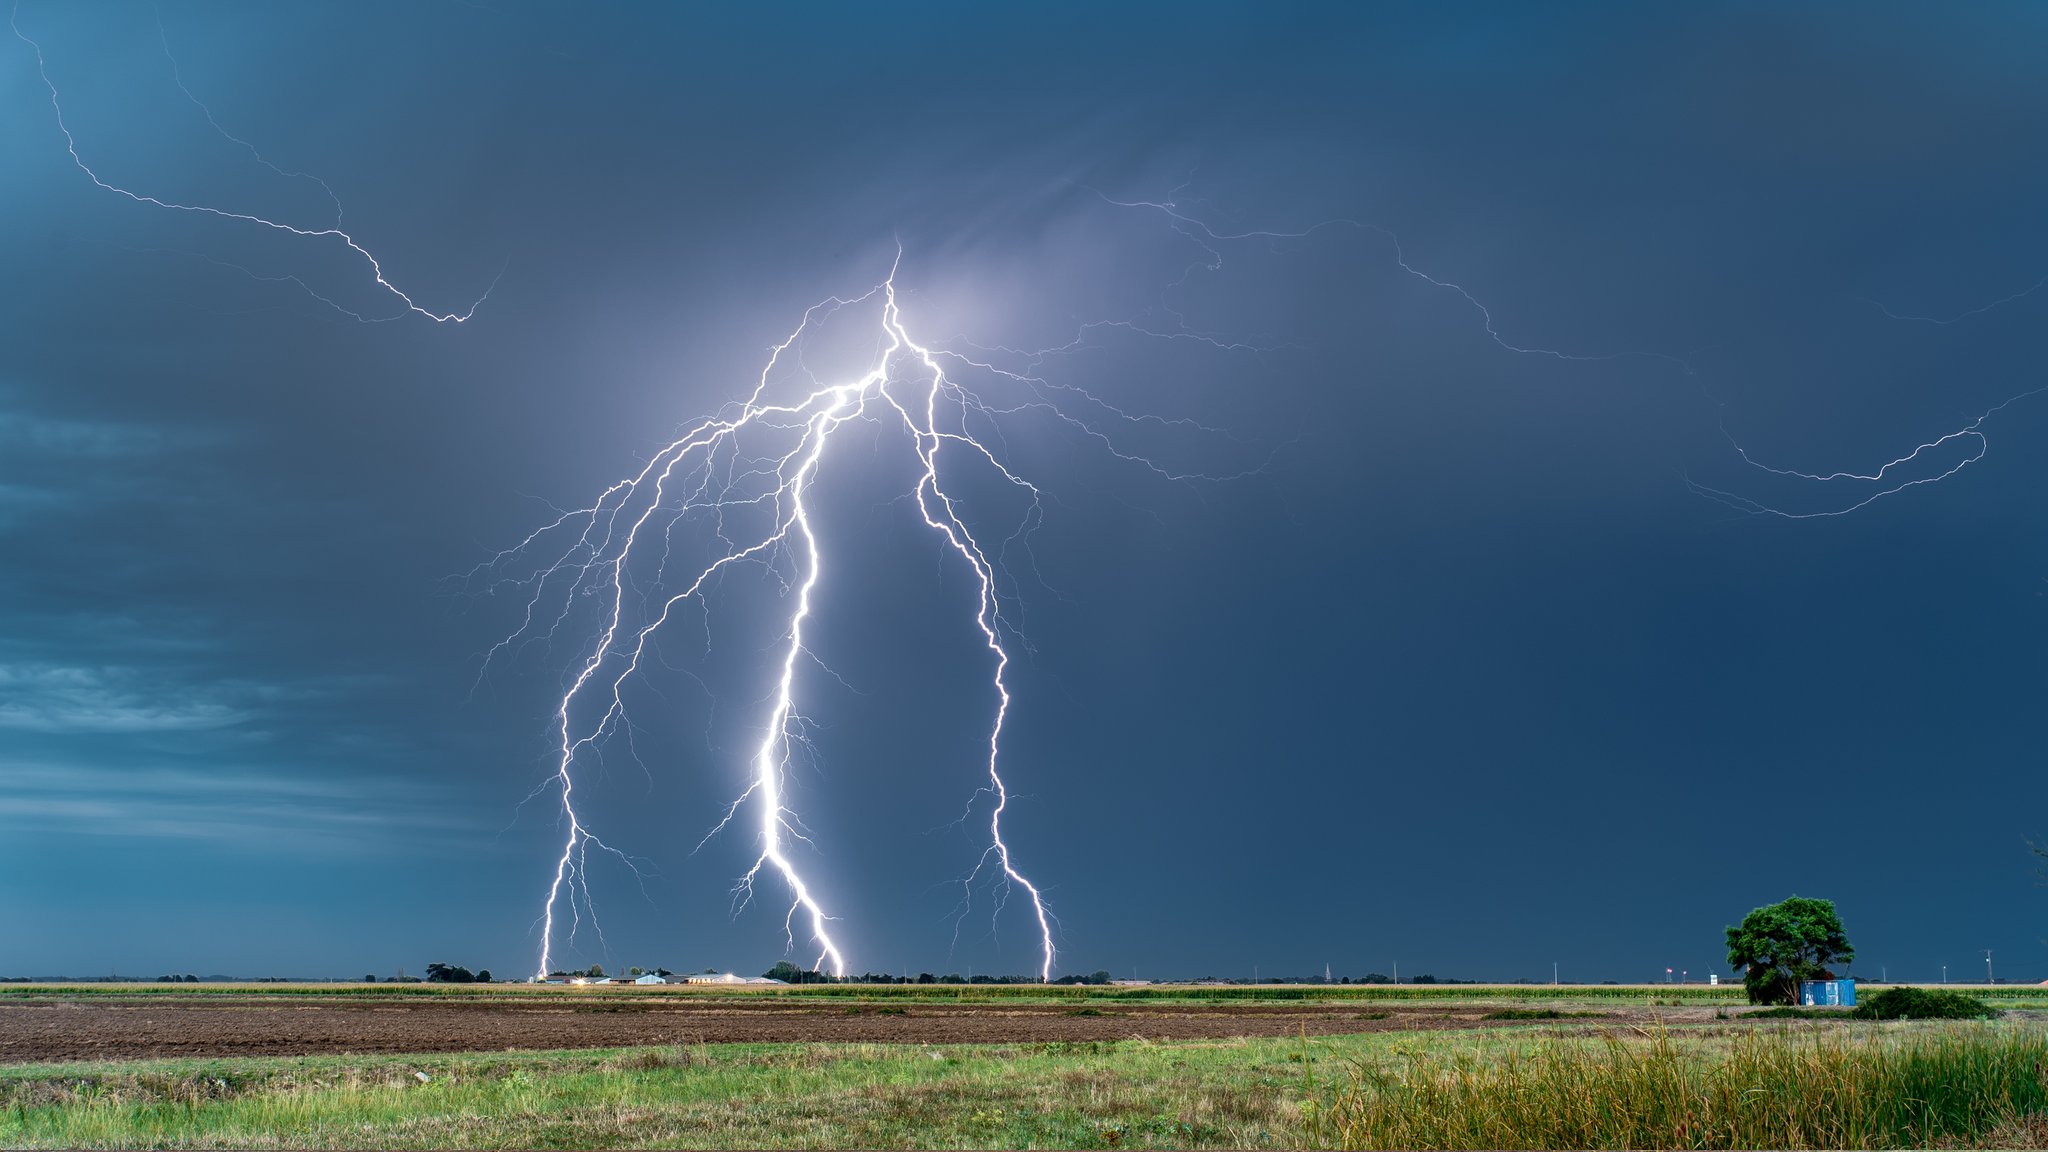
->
xmin=1799 ymin=978 xmax=1856 ymax=1007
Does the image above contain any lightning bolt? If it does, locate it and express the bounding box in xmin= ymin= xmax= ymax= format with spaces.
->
xmin=487 ymin=253 xmax=1167 ymax=981
xmin=10 ymin=3 xmax=494 ymax=324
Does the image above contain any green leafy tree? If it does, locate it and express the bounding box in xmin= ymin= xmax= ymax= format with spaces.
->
xmin=763 ymin=960 xmax=805 ymax=983
xmin=423 ymin=962 xmax=477 ymax=984
xmin=1725 ymin=895 xmax=1854 ymax=1005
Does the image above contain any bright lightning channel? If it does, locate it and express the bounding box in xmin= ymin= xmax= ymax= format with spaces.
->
xmin=10 ymin=3 xmax=492 ymax=324
xmin=489 ymin=257 xmax=1112 ymax=982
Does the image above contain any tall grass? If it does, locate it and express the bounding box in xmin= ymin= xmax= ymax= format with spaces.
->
xmin=1308 ymin=1024 xmax=2048 ymax=1150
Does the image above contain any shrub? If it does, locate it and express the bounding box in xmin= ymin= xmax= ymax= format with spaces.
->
xmin=1853 ymin=986 xmax=1995 ymax=1020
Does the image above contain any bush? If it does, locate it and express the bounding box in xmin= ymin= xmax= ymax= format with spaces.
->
xmin=1853 ymin=986 xmax=1995 ymax=1021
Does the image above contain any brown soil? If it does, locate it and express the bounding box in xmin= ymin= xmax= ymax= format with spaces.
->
xmin=0 ymin=995 xmax=1674 ymax=1063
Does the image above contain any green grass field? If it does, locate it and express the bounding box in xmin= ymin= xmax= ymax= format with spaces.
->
xmin=2 ymin=1035 xmax=1325 ymax=1149
xmin=3 ymin=986 xmax=2044 ymax=1149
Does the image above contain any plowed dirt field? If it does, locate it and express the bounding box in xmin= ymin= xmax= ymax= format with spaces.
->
xmin=0 ymin=994 xmax=1662 ymax=1062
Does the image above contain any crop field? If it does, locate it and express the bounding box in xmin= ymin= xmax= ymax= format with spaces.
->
xmin=2 ymin=984 xmax=2043 ymax=1148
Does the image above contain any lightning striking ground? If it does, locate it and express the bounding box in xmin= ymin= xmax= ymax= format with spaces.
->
xmin=484 ymin=259 xmax=1133 ymax=981
xmin=11 ymin=4 xmax=492 ymax=324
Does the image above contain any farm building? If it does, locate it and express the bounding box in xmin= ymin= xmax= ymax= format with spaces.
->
xmin=632 ymin=974 xmax=666 ymax=985
xmin=682 ymin=972 xmax=784 ymax=985
xmin=1799 ymin=978 xmax=1856 ymax=1007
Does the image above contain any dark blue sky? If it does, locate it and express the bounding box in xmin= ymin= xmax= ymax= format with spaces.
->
xmin=3 ymin=1 xmax=2044 ymax=984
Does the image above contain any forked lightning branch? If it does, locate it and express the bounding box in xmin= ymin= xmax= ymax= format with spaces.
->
xmin=483 ymin=265 xmax=1090 ymax=982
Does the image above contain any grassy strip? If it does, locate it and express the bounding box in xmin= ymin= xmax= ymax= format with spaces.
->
xmin=1307 ymin=1022 xmax=2048 ymax=1150
xmin=8 ymin=1020 xmax=2043 ymax=1149
xmin=0 ymin=1036 xmax=1335 ymax=1149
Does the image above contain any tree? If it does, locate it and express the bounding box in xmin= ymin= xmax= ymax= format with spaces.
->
xmin=476 ymin=969 xmax=492 ymax=983
xmin=763 ymin=960 xmax=805 ymax=983
xmin=1725 ymin=895 xmax=1854 ymax=1005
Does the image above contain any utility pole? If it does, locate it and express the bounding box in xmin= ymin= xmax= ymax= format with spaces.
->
xmin=1985 ymin=951 xmax=1993 ymax=985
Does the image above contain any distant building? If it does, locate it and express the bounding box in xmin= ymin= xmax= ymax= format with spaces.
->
xmin=633 ymin=974 xmax=667 ymax=985
xmin=682 ymin=972 xmax=784 ymax=985
xmin=1799 ymin=978 xmax=1856 ymax=1007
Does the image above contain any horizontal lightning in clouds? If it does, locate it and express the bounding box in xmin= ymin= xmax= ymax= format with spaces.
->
xmin=1694 ymin=270 xmax=2047 ymax=519
xmin=1096 ymin=189 xmax=1696 ymax=373
xmin=1862 ymin=276 xmax=2048 ymax=326
xmin=10 ymin=3 xmax=494 ymax=324
xmin=1689 ymin=386 xmax=2048 ymax=519
xmin=1101 ymin=190 xmax=2039 ymax=522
